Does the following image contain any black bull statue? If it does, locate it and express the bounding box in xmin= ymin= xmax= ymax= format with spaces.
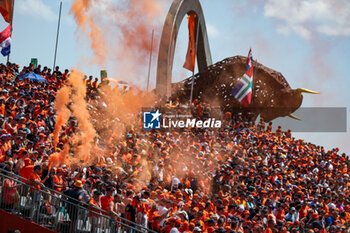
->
xmin=171 ymin=56 xmax=319 ymax=122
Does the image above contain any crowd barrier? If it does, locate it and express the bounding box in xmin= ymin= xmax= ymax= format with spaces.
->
xmin=0 ymin=169 xmax=156 ymax=233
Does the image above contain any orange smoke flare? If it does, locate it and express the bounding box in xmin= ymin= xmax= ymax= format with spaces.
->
xmin=48 ymin=144 xmax=70 ymax=170
xmin=70 ymin=0 xmax=165 ymax=86
xmin=53 ymin=86 xmax=71 ymax=149
xmin=68 ymin=70 xmax=97 ymax=163
xmin=70 ymin=0 xmax=108 ymax=65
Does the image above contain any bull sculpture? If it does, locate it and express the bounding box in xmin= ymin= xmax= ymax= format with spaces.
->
xmin=171 ymin=56 xmax=319 ymax=122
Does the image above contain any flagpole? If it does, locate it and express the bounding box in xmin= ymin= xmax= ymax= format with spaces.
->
xmin=146 ymin=29 xmax=154 ymax=92
xmin=251 ymin=58 xmax=258 ymax=106
xmin=53 ymin=1 xmax=62 ymax=71
xmin=189 ymin=16 xmax=200 ymax=105
xmin=7 ymin=0 xmax=15 ymax=63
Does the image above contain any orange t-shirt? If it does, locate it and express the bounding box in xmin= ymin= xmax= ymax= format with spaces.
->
xmin=4 ymin=123 xmax=14 ymax=134
xmin=20 ymin=165 xmax=34 ymax=180
xmin=100 ymin=195 xmax=114 ymax=212
xmin=92 ymin=81 xmax=98 ymax=88
xmin=89 ymin=198 xmax=101 ymax=217
xmin=29 ymin=173 xmax=41 ymax=191
xmin=0 ymin=141 xmax=11 ymax=155
xmin=299 ymin=206 xmax=309 ymax=219
xmin=0 ymin=104 xmax=5 ymax=115
xmin=53 ymin=175 xmax=63 ymax=192
xmin=276 ymin=209 xmax=285 ymax=221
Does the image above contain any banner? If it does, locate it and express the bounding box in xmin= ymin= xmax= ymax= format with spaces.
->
xmin=100 ymin=70 xmax=107 ymax=80
xmin=31 ymin=58 xmax=38 ymax=69
xmin=0 ymin=0 xmax=13 ymax=23
xmin=183 ymin=14 xmax=197 ymax=72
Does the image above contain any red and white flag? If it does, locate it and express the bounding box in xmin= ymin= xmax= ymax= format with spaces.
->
xmin=230 ymin=49 xmax=254 ymax=107
xmin=0 ymin=23 xmax=11 ymax=56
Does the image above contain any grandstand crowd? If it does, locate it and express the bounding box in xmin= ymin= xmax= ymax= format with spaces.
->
xmin=0 ymin=62 xmax=349 ymax=233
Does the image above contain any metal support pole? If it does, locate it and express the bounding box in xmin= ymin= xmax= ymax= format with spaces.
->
xmin=250 ymin=58 xmax=257 ymax=108
xmin=53 ymin=1 xmax=62 ymax=70
xmin=147 ymin=29 xmax=154 ymax=92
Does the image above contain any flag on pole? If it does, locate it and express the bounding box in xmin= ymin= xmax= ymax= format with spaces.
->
xmin=230 ymin=49 xmax=254 ymax=107
xmin=0 ymin=0 xmax=13 ymax=23
xmin=246 ymin=48 xmax=253 ymax=69
xmin=0 ymin=23 xmax=11 ymax=56
xmin=183 ymin=14 xmax=197 ymax=72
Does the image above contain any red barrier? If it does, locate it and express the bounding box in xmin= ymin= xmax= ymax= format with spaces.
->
xmin=0 ymin=209 xmax=56 ymax=233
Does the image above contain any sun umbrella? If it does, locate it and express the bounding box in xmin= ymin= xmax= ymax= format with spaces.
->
xmin=20 ymin=73 xmax=48 ymax=83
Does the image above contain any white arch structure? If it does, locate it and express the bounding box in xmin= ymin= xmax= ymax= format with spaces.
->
xmin=156 ymin=0 xmax=212 ymax=97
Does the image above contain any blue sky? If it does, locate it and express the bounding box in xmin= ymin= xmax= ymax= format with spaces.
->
xmin=2 ymin=0 xmax=350 ymax=154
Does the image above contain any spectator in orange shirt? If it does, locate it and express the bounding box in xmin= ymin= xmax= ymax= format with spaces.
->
xmin=29 ymin=165 xmax=43 ymax=191
xmin=89 ymin=190 xmax=102 ymax=233
xmin=299 ymin=201 xmax=309 ymax=219
xmin=0 ymin=166 xmax=20 ymax=210
xmin=100 ymin=186 xmax=114 ymax=213
xmin=20 ymin=158 xmax=34 ymax=182
xmin=264 ymin=219 xmax=275 ymax=233
xmin=53 ymin=168 xmax=64 ymax=192
xmin=0 ymin=134 xmax=11 ymax=156
xmin=29 ymin=165 xmax=43 ymax=221
xmin=92 ymin=78 xmax=99 ymax=89
xmin=275 ymin=203 xmax=285 ymax=222
xmin=0 ymin=98 xmax=5 ymax=115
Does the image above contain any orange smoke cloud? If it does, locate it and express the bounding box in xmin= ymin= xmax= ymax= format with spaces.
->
xmin=111 ymin=0 xmax=164 ymax=86
xmin=53 ymin=86 xmax=71 ymax=149
xmin=51 ymin=70 xmax=98 ymax=168
xmin=90 ymin=83 xmax=155 ymax=148
xmin=68 ymin=71 xmax=97 ymax=163
xmin=70 ymin=0 xmax=167 ymax=87
xmin=48 ymin=144 xmax=70 ymax=170
xmin=70 ymin=0 xmax=108 ymax=65
xmin=116 ymin=0 xmax=163 ymax=55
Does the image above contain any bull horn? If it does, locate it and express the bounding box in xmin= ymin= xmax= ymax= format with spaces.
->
xmin=288 ymin=114 xmax=301 ymax=121
xmin=297 ymin=88 xmax=320 ymax=94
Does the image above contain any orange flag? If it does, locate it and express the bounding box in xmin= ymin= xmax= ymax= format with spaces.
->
xmin=0 ymin=0 xmax=13 ymax=23
xmin=183 ymin=14 xmax=197 ymax=72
